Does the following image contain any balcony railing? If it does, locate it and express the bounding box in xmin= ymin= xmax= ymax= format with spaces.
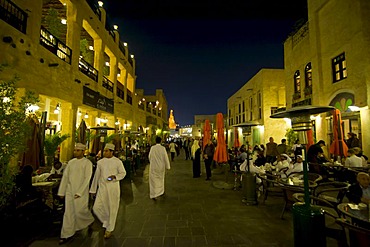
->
xmin=117 ymin=87 xmax=124 ymax=100
xmin=119 ymin=41 xmax=126 ymax=56
xmin=85 ymin=0 xmax=101 ymax=20
xmin=40 ymin=26 xmax=72 ymax=64
xmin=293 ymin=91 xmax=301 ymax=101
xmin=0 ymin=0 xmax=27 ymax=33
xmin=102 ymin=76 xmax=114 ymax=92
xmin=126 ymin=89 xmax=132 ymax=105
xmin=79 ymin=57 xmax=98 ymax=82
xmin=128 ymin=55 xmax=133 ymax=67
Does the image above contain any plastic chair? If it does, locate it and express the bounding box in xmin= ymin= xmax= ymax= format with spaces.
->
xmin=280 ymin=185 xmax=304 ymax=219
xmin=313 ymin=182 xmax=350 ymax=210
xmin=256 ymin=173 xmax=283 ymax=204
xmin=335 ymin=218 xmax=370 ymax=247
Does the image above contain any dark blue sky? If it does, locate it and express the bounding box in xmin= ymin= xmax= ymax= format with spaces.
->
xmin=105 ymin=1 xmax=307 ymax=126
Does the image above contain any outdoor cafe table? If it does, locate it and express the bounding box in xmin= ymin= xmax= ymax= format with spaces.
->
xmin=278 ymin=177 xmax=318 ymax=190
xmin=337 ymin=203 xmax=370 ymax=229
xmin=32 ymin=180 xmax=60 ymax=209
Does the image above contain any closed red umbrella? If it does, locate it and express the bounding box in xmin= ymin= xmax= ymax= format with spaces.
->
xmin=203 ymin=119 xmax=211 ymax=150
xmin=233 ymin=127 xmax=240 ymax=148
xmin=213 ymin=113 xmax=228 ymax=163
xmin=330 ymin=109 xmax=348 ymax=158
xmin=77 ymin=119 xmax=87 ymax=144
xmin=22 ymin=115 xmax=41 ymax=170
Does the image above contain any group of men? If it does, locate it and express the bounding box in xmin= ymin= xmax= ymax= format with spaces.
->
xmin=57 ymin=143 xmax=126 ymax=244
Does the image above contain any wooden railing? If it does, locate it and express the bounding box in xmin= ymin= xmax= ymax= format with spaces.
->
xmin=0 ymin=0 xmax=27 ymax=33
xmin=102 ymin=76 xmax=114 ymax=92
xmin=126 ymin=89 xmax=132 ymax=105
xmin=40 ymin=26 xmax=71 ymax=64
xmin=116 ymin=87 xmax=124 ymax=100
xmin=119 ymin=41 xmax=126 ymax=56
xmin=78 ymin=57 xmax=98 ymax=81
xmin=85 ymin=0 xmax=101 ymax=20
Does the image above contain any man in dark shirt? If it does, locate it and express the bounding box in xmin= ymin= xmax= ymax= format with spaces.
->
xmin=307 ymin=140 xmax=327 ymax=163
xmin=203 ymin=140 xmax=215 ymax=180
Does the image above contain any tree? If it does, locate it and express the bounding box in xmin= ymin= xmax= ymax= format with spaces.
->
xmin=44 ymin=131 xmax=70 ymax=166
xmin=0 ymin=65 xmax=39 ymax=209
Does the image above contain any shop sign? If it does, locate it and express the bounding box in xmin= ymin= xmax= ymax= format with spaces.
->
xmin=83 ymin=86 xmax=114 ymax=113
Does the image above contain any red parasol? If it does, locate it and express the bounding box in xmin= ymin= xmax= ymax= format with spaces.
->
xmin=306 ymin=129 xmax=314 ymax=150
xmin=213 ymin=113 xmax=228 ymax=163
xmin=22 ymin=115 xmax=41 ymax=170
xmin=329 ymin=109 xmax=348 ymax=157
xmin=203 ymin=119 xmax=211 ymax=150
xmin=233 ymin=127 xmax=240 ymax=148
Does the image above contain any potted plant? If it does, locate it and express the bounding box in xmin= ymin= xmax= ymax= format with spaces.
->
xmin=293 ymin=91 xmax=301 ymax=100
xmin=0 ymin=64 xmax=38 ymax=231
xmin=304 ymin=86 xmax=312 ymax=96
xmin=44 ymin=131 xmax=70 ymax=166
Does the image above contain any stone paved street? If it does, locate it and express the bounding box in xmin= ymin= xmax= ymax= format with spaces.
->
xmin=28 ymin=151 xmax=338 ymax=247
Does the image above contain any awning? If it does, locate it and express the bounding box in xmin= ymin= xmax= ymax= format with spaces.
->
xmin=231 ymin=121 xmax=261 ymax=127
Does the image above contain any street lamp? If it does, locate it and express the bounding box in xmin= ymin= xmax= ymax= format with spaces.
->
xmin=270 ymin=105 xmax=334 ymax=247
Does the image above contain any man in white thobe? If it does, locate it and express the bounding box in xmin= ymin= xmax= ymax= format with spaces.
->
xmin=58 ymin=143 xmax=94 ymax=244
xmin=90 ymin=143 xmax=126 ymax=239
xmin=149 ymin=136 xmax=171 ymax=200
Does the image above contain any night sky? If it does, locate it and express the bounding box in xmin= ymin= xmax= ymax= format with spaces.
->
xmin=104 ymin=0 xmax=308 ymax=125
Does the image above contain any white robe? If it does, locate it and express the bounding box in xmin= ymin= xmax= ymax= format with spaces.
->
xmin=57 ymin=157 xmax=94 ymax=238
xmin=149 ymin=144 xmax=171 ymax=198
xmin=89 ymin=156 xmax=126 ymax=232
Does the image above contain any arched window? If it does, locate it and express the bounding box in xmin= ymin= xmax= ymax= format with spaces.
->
xmin=305 ymin=63 xmax=312 ymax=87
xmin=294 ymin=70 xmax=301 ymax=93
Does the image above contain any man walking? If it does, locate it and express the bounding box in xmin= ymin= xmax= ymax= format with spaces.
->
xmin=58 ymin=143 xmax=94 ymax=244
xmin=90 ymin=143 xmax=126 ymax=239
xmin=149 ymin=136 xmax=171 ymax=200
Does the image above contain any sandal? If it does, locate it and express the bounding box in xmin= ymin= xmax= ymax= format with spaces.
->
xmin=104 ymin=231 xmax=112 ymax=239
xmin=59 ymin=237 xmax=72 ymax=245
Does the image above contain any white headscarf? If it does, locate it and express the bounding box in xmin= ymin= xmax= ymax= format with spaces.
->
xmin=191 ymin=140 xmax=200 ymax=158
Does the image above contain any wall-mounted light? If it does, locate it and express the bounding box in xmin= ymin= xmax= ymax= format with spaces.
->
xmin=98 ymin=1 xmax=103 ymax=7
xmin=101 ymin=117 xmax=108 ymax=123
xmin=84 ymin=112 xmax=89 ymax=119
xmin=54 ymin=103 xmax=61 ymax=114
xmin=115 ymin=119 xmax=120 ymax=125
xmin=27 ymin=104 xmax=39 ymax=113
xmin=61 ymin=18 xmax=67 ymax=25
xmin=348 ymin=105 xmax=360 ymax=112
xmin=88 ymin=45 xmax=94 ymax=51
xmin=78 ymin=111 xmax=82 ymax=116
xmin=105 ymin=61 xmax=110 ymax=66
xmin=117 ymin=73 xmax=120 ymax=77
xmin=113 ymin=25 xmax=118 ymax=30
xmin=130 ymin=54 xmax=134 ymax=59
xmin=142 ymin=98 xmax=145 ymax=101
xmin=123 ymin=42 xmax=127 ymax=47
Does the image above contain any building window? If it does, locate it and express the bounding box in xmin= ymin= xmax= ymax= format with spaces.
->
xmin=271 ymin=107 xmax=278 ymax=115
xmin=242 ymin=114 xmax=245 ymax=123
xmin=257 ymin=92 xmax=262 ymax=119
xmin=249 ymin=97 xmax=253 ymax=121
xmin=242 ymin=101 xmax=245 ymax=112
xmin=294 ymin=70 xmax=301 ymax=93
xmin=238 ymin=104 xmax=241 ymax=114
xmin=332 ymin=53 xmax=347 ymax=83
xmin=305 ymin=63 xmax=312 ymax=87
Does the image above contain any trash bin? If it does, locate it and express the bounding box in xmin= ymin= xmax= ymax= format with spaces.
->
xmin=241 ymin=172 xmax=257 ymax=205
xmin=292 ymin=202 xmax=326 ymax=247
